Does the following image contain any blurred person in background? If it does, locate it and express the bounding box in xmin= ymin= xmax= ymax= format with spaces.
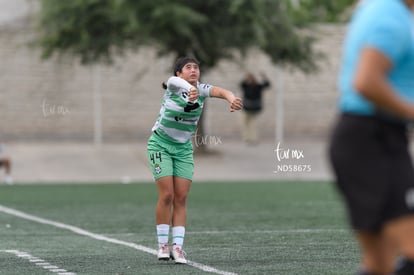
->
xmin=240 ymin=72 xmax=270 ymax=145
xmin=0 ymin=143 xmax=13 ymax=185
xmin=147 ymin=56 xmax=242 ymax=264
xmin=329 ymin=0 xmax=414 ymax=274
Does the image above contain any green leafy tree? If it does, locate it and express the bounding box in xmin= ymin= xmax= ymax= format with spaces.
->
xmin=286 ymin=0 xmax=356 ymax=24
xmin=38 ymin=0 xmax=356 ymax=69
xmin=38 ymin=0 xmax=335 ymax=70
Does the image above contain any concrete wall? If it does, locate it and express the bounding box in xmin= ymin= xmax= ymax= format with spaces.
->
xmin=0 ymin=2 xmax=345 ymax=143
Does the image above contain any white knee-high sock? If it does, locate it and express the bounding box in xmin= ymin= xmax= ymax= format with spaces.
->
xmin=156 ymin=224 xmax=169 ymax=249
xmin=172 ymin=226 xmax=185 ymax=249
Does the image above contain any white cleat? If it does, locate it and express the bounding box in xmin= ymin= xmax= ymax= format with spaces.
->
xmin=157 ymin=244 xmax=170 ymax=261
xmin=170 ymin=246 xmax=187 ymax=264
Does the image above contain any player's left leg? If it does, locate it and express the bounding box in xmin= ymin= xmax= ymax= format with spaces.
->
xmin=384 ymin=216 xmax=414 ymax=274
xmin=355 ymin=231 xmax=395 ymax=274
xmin=170 ymin=176 xmax=191 ymax=264
xmin=169 ymin=140 xmax=193 ymax=264
xmin=383 ymin=130 xmax=414 ymax=272
xmin=394 ymin=257 xmax=414 ymax=275
xmin=383 ymin=122 xmax=414 ymax=275
xmin=172 ymin=176 xmax=191 ymax=227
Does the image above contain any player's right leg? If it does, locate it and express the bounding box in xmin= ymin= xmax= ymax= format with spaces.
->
xmin=147 ymin=134 xmax=175 ymax=261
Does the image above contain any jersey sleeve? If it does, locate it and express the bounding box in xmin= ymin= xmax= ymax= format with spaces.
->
xmin=197 ymin=82 xmax=212 ymax=97
xmin=364 ymin=16 xmax=408 ymax=63
xmin=166 ymin=76 xmax=193 ymax=93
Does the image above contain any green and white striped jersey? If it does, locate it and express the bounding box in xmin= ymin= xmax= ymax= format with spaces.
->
xmin=152 ymin=76 xmax=212 ymax=143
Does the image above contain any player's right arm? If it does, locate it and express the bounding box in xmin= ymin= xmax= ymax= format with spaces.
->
xmin=167 ymin=76 xmax=198 ymax=102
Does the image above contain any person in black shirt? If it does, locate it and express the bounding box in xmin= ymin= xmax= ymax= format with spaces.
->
xmin=240 ymin=72 xmax=270 ymax=144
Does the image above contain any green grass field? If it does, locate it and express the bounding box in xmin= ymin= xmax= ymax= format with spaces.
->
xmin=0 ymin=181 xmax=359 ymax=275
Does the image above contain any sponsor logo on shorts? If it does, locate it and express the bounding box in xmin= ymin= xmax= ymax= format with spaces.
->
xmin=155 ymin=164 xmax=162 ymax=174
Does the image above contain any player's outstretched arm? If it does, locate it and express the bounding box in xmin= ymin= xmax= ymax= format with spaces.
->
xmin=210 ymin=86 xmax=243 ymax=112
xmin=166 ymin=76 xmax=199 ymax=102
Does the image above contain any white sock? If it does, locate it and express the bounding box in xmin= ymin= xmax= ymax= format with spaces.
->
xmin=172 ymin=226 xmax=185 ymax=249
xmin=156 ymin=224 xmax=169 ymax=249
xmin=4 ymin=174 xmax=13 ymax=185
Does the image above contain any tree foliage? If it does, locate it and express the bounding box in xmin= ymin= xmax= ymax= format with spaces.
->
xmin=38 ymin=0 xmax=135 ymax=64
xmin=286 ymin=0 xmax=356 ymax=25
xmin=37 ymin=0 xmax=354 ymax=72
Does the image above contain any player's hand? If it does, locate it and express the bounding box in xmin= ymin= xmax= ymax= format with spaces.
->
xmin=189 ymin=87 xmax=199 ymax=102
xmin=230 ymin=97 xmax=243 ymax=112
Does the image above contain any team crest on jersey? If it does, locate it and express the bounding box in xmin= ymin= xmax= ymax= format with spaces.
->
xmin=181 ymin=90 xmax=189 ymax=99
xmin=154 ymin=164 xmax=162 ymax=174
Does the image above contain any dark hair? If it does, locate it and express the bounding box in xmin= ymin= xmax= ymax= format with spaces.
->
xmin=161 ymin=56 xmax=200 ymax=90
xmin=173 ymin=56 xmax=199 ymax=76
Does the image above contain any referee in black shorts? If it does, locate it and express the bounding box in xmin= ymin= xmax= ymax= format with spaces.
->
xmin=328 ymin=0 xmax=414 ymax=274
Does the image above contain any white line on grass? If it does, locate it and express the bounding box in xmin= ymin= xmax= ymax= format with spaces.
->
xmin=0 ymin=205 xmax=238 ymax=275
xmin=0 ymin=250 xmax=76 ymax=275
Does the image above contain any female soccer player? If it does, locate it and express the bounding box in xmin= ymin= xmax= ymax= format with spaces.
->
xmin=147 ymin=57 xmax=242 ymax=264
xmin=329 ymin=0 xmax=414 ymax=274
